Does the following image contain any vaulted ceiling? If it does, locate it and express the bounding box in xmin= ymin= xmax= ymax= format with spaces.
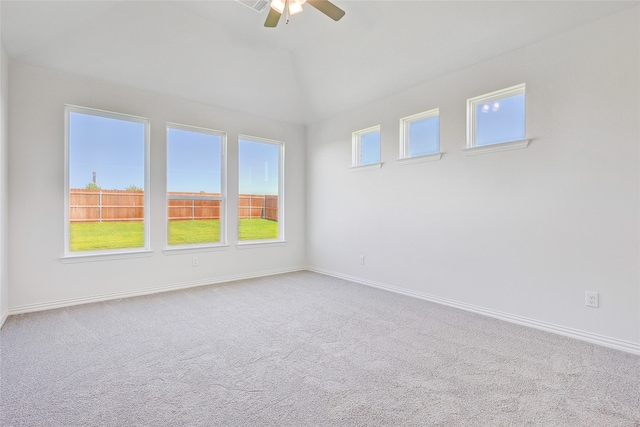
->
xmin=1 ymin=1 xmax=635 ymax=125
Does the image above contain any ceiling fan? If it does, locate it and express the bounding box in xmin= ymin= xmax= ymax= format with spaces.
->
xmin=264 ymin=0 xmax=345 ymax=27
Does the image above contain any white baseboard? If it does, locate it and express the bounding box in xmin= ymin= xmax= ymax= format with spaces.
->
xmin=6 ymin=266 xmax=640 ymax=356
xmin=7 ymin=266 xmax=305 ymax=317
xmin=307 ymin=266 xmax=640 ymax=356
xmin=0 ymin=311 xmax=7 ymax=329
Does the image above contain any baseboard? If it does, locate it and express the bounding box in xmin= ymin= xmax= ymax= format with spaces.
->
xmin=7 ymin=266 xmax=305 ymax=316
xmin=307 ymin=266 xmax=640 ymax=356
xmin=7 ymin=265 xmax=640 ymax=356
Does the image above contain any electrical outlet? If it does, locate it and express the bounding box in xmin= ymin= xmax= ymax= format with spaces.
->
xmin=585 ymin=291 xmax=599 ymax=308
xmin=192 ymin=256 xmax=199 ymax=267
xmin=359 ymin=255 xmax=365 ymax=265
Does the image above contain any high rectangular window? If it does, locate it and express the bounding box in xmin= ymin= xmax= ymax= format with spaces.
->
xmin=400 ymin=108 xmax=440 ymax=159
xmin=352 ymin=125 xmax=381 ymax=167
xmin=65 ymin=106 xmax=149 ymax=255
xmin=167 ymin=124 xmax=226 ymax=247
xmin=467 ymin=84 xmax=526 ymax=148
xmin=238 ymin=136 xmax=284 ymax=242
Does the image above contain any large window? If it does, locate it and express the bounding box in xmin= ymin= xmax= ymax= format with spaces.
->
xmin=65 ymin=106 xmax=149 ymax=256
xmin=352 ymin=125 xmax=381 ymax=167
xmin=167 ymin=124 xmax=226 ymax=248
xmin=399 ymin=108 xmax=440 ymax=161
xmin=238 ymin=136 xmax=283 ymax=243
xmin=466 ymin=84 xmax=527 ymax=155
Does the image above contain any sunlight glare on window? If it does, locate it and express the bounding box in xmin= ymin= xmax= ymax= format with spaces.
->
xmin=474 ymin=92 xmax=525 ymax=146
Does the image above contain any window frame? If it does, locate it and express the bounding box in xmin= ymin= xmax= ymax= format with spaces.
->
xmin=465 ymin=83 xmax=529 ymax=156
xmin=351 ymin=125 xmax=382 ymax=169
xmin=398 ymin=108 xmax=442 ymax=164
xmin=237 ymin=135 xmax=285 ymax=247
xmin=164 ymin=122 xmax=228 ymax=252
xmin=62 ymin=105 xmax=151 ymax=262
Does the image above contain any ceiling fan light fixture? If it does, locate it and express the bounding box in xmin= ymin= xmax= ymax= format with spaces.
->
xmin=288 ymin=1 xmax=304 ymax=15
xmin=270 ymin=0 xmax=285 ymax=14
xmin=264 ymin=0 xmax=344 ymax=27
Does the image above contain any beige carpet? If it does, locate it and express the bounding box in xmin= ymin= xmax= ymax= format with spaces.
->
xmin=1 ymin=271 xmax=639 ymax=426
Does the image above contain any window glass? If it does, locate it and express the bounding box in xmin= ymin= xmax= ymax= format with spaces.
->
xmin=475 ymin=93 xmax=525 ymax=146
xmin=360 ymin=131 xmax=381 ymax=165
xmin=467 ymin=84 xmax=526 ymax=149
xmin=167 ymin=126 xmax=224 ymax=246
xmin=352 ymin=125 xmax=381 ymax=167
xmin=238 ymin=138 xmax=282 ymax=242
xmin=67 ymin=108 xmax=148 ymax=253
xmin=399 ymin=108 xmax=441 ymax=158
xmin=408 ymin=116 xmax=439 ymax=157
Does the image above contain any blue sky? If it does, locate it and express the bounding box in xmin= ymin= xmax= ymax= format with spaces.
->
xmin=70 ymin=112 xmax=278 ymax=195
xmin=238 ymin=139 xmax=279 ymax=195
xmin=69 ymin=112 xmax=144 ymax=190
xmin=70 ymin=96 xmax=521 ymax=193
xmin=361 ymin=131 xmax=380 ymax=165
xmin=409 ymin=116 xmax=439 ymax=156
xmin=476 ymin=93 xmax=525 ymax=146
xmin=167 ymin=128 xmax=221 ymax=193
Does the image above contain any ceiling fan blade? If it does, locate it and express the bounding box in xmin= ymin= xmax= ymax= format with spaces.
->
xmin=307 ymin=0 xmax=345 ymax=21
xmin=264 ymin=7 xmax=282 ymax=27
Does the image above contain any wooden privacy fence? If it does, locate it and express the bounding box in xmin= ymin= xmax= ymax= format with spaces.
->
xmin=69 ymin=189 xmax=278 ymax=223
xmin=70 ymin=189 xmax=144 ymax=222
xmin=167 ymin=192 xmax=221 ymax=222
xmin=238 ymin=194 xmax=278 ymax=221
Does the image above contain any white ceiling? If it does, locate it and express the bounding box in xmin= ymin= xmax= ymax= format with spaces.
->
xmin=1 ymin=1 xmax=636 ymax=125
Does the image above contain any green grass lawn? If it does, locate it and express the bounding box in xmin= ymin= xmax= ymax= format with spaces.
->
xmin=69 ymin=221 xmax=144 ymax=251
xmin=168 ymin=220 xmax=220 ymax=245
xmin=70 ymin=218 xmax=278 ymax=251
xmin=238 ymin=218 xmax=278 ymax=241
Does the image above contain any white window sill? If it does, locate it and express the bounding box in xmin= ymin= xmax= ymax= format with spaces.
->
xmin=236 ymin=240 xmax=286 ymax=250
xmin=397 ymin=152 xmax=442 ymax=165
xmin=163 ymin=244 xmax=229 ymax=255
xmin=60 ymin=249 xmax=153 ymax=264
xmin=350 ymin=163 xmax=383 ymax=172
xmin=463 ymin=139 xmax=530 ymax=156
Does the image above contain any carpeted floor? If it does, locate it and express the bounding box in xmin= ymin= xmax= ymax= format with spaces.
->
xmin=1 ymin=271 xmax=639 ymax=426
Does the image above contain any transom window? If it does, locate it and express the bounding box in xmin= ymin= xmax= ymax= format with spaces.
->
xmin=466 ymin=84 xmax=526 ymax=152
xmin=352 ymin=125 xmax=381 ymax=167
xmin=399 ymin=108 xmax=440 ymax=159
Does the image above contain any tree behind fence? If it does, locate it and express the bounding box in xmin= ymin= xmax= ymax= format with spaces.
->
xmin=69 ymin=189 xmax=278 ymax=223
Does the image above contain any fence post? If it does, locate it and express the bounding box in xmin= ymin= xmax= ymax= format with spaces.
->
xmin=192 ymin=198 xmax=195 ymax=221
xmin=99 ymin=190 xmax=102 ymax=223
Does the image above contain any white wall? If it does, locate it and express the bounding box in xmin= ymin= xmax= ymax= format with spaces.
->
xmin=8 ymin=63 xmax=306 ymax=311
xmin=0 ymin=42 xmax=9 ymax=325
xmin=306 ymin=8 xmax=640 ymax=349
